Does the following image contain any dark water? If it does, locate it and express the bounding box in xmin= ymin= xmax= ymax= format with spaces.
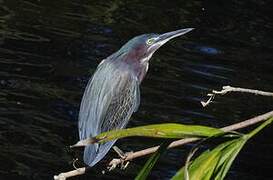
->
xmin=1 ymin=0 xmax=273 ymax=179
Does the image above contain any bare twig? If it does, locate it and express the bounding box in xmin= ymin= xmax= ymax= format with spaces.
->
xmin=54 ymin=167 xmax=86 ymax=180
xmin=201 ymin=86 xmax=273 ymax=107
xmin=54 ymin=110 xmax=273 ymax=179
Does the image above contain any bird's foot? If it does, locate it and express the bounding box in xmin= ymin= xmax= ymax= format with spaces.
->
xmin=108 ymin=146 xmax=133 ymax=171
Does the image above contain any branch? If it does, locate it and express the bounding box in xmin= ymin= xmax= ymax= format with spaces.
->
xmin=54 ymin=110 xmax=273 ymax=179
xmin=201 ymin=86 xmax=273 ymax=107
xmin=54 ymin=167 xmax=86 ymax=180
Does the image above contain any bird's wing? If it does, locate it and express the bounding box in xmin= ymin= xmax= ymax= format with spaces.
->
xmin=78 ymin=60 xmax=140 ymax=166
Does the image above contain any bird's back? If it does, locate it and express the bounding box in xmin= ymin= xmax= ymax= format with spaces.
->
xmin=78 ymin=59 xmax=140 ymax=166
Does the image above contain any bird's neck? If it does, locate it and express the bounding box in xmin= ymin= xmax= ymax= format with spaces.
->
xmin=111 ymin=49 xmax=149 ymax=83
xmin=137 ymin=62 xmax=149 ymax=82
xmin=123 ymin=52 xmax=149 ymax=83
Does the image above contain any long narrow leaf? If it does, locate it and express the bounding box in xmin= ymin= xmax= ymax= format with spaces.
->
xmin=135 ymin=141 xmax=170 ymax=180
xmin=72 ymin=123 xmax=223 ymax=147
xmin=171 ymin=118 xmax=273 ymax=180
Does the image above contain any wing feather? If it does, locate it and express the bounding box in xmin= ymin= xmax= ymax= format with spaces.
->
xmin=78 ymin=60 xmax=140 ymax=166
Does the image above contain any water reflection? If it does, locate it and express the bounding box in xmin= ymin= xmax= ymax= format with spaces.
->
xmin=0 ymin=0 xmax=273 ymax=179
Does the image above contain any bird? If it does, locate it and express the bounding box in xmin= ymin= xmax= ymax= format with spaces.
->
xmin=78 ymin=28 xmax=194 ymax=167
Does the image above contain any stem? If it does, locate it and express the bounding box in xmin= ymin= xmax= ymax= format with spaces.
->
xmin=247 ymin=117 xmax=273 ymax=138
xmin=54 ymin=168 xmax=86 ymax=180
xmin=214 ymin=86 xmax=273 ymax=97
xmin=201 ymin=86 xmax=273 ymax=107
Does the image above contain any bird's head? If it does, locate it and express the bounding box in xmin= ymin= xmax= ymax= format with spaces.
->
xmin=118 ymin=28 xmax=194 ymax=64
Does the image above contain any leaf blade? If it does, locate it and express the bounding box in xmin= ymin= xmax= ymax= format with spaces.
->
xmin=72 ymin=123 xmax=224 ymax=147
xmin=135 ymin=141 xmax=170 ymax=180
xmin=171 ymin=117 xmax=273 ymax=180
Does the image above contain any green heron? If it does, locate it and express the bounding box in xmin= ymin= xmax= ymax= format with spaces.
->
xmin=78 ymin=28 xmax=194 ymax=166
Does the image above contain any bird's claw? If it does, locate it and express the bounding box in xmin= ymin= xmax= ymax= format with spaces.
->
xmin=108 ymin=146 xmax=133 ymax=171
xmin=107 ymin=158 xmax=120 ymax=171
xmin=121 ymin=160 xmax=130 ymax=170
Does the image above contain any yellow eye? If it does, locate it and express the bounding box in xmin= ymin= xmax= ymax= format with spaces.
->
xmin=146 ymin=38 xmax=156 ymax=45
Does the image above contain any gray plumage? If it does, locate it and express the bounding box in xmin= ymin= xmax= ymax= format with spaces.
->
xmin=79 ymin=58 xmax=140 ymax=166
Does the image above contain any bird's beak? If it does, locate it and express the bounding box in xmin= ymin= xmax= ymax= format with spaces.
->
xmin=152 ymin=28 xmax=194 ymax=50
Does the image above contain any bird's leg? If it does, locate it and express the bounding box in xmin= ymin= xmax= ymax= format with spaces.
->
xmin=113 ymin=146 xmax=125 ymax=158
xmin=110 ymin=146 xmax=133 ymax=170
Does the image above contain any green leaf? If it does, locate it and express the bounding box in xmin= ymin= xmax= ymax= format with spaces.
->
xmin=171 ymin=118 xmax=273 ymax=180
xmin=135 ymin=141 xmax=170 ymax=180
xmin=72 ymin=123 xmax=223 ymax=147
xmin=93 ymin=123 xmax=223 ymax=144
xmin=172 ymin=138 xmax=247 ymax=180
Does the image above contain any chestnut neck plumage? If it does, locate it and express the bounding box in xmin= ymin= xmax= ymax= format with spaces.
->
xmin=122 ymin=44 xmax=149 ymax=83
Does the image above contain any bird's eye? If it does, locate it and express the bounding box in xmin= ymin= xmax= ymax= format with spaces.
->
xmin=146 ymin=38 xmax=156 ymax=45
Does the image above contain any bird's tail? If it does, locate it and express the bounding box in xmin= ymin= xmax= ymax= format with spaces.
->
xmin=84 ymin=140 xmax=116 ymax=167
